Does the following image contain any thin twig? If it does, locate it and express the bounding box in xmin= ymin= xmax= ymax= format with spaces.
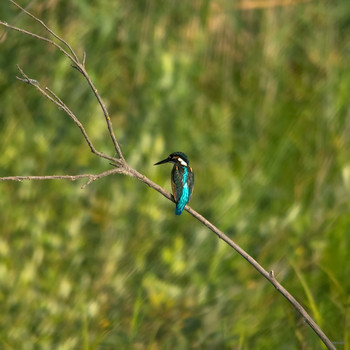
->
xmin=0 ymin=168 xmax=131 ymax=190
xmin=0 ymin=168 xmax=122 ymax=183
xmin=1 ymin=2 xmax=124 ymax=159
xmin=8 ymin=0 xmax=79 ymax=63
xmin=76 ymin=64 xmax=125 ymax=160
xmin=0 ymin=20 xmax=76 ymax=62
xmin=15 ymin=65 xmax=119 ymax=165
xmin=0 ymin=174 xmax=94 ymax=181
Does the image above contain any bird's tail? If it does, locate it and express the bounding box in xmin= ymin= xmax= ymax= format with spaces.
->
xmin=175 ymin=202 xmax=186 ymax=215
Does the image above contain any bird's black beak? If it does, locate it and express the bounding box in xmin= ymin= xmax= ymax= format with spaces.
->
xmin=154 ymin=157 xmax=171 ymax=165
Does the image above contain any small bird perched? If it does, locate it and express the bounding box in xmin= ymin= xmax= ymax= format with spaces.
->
xmin=154 ymin=152 xmax=194 ymax=215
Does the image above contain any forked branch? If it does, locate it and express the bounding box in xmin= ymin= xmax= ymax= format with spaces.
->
xmin=2 ymin=0 xmax=124 ymax=160
xmin=0 ymin=2 xmax=337 ymax=349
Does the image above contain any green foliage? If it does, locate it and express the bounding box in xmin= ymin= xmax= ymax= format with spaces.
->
xmin=1 ymin=0 xmax=350 ymax=348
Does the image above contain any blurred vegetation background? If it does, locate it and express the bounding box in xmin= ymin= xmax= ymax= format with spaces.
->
xmin=1 ymin=0 xmax=350 ymax=349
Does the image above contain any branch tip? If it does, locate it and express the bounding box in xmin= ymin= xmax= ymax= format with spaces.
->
xmin=82 ymin=51 xmax=86 ymax=67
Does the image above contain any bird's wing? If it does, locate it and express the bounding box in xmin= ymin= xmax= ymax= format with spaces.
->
xmin=171 ymin=165 xmax=184 ymax=203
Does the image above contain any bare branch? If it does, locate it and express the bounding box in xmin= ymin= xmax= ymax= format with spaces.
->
xmin=0 ymin=2 xmax=337 ymax=349
xmin=0 ymin=168 xmax=132 ymax=191
xmin=1 ymin=0 xmax=124 ymax=159
xmin=185 ymin=206 xmax=336 ymax=349
xmin=8 ymin=0 xmax=79 ymax=63
xmin=0 ymin=168 xmax=122 ymax=183
xmin=77 ymin=64 xmax=125 ymax=161
xmin=0 ymin=20 xmax=76 ymax=63
xmin=15 ymin=65 xmax=119 ymax=165
xmin=81 ymin=167 xmax=131 ymax=188
xmin=0 ymin=174 xmax=93 ymax=182
xmin=125 ymin=167 xmax=337 ymax=350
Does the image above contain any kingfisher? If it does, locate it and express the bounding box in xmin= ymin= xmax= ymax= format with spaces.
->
xmin=154 ymin=152 xmax=194 ymax=215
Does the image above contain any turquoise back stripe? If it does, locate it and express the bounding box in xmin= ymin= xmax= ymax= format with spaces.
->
xmin=175 ymin=167 xmax=189 ymax=215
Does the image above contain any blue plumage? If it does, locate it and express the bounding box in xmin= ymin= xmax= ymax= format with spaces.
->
xmin=174 ymin=166 xmax=190 ymax=215
xmin=154 ymin=152 xmax=194 ymax=215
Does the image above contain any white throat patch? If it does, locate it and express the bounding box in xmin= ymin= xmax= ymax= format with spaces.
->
xmin=178 ymin=157 xmax=187 ymax=166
